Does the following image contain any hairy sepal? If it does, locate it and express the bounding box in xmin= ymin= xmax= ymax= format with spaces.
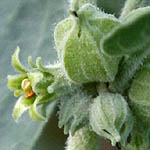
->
xmin=89 ymin=92 xmax=134 ymax=146
xmin=56 ymin=4 xmax=120 ymax=83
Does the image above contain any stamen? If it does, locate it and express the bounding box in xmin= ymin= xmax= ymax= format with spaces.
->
xmin=25 ymin=90 xmax=35 ymax=99
xmin=21 ymin=79 xmax=31 ymax=91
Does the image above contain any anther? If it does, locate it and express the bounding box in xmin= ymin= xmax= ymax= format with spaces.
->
xmin=21 ymin=79 xmax=31 ymax=91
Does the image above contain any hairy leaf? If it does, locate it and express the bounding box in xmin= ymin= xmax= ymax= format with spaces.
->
xmin=58 ymin=90 xmax=92 ymax=136
xmin=102 ymin=8 xmax=150 ymax=56
xmin=109 ymin=49 xmax=150 ymax=93
xmin=129 ymin=58 xmax=150 ymax=123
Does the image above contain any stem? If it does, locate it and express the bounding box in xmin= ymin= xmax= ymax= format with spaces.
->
xmin=120 ymin=0 xmax=145 ymax=19
xmin=66 ymin=126 xmax=100 ymax=150
xmin=96 ymin=83 xmax=107 ymax=95
xmin=70 ymin=0 xmax=97 ymax=11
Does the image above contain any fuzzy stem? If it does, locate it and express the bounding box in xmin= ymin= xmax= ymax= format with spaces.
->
xmin=120 ymin=0 xmax=145 ymax=19
xmin=66 ymin=126 xmax=100 ymax=150
xmin=70 ymin=0 xmax=97 ymax=11
xmin=96 ymin=83 xmax=107 ymax=95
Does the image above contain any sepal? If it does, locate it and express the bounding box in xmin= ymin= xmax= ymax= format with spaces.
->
xmin=89 ymin=92 xmax=134 ymax=146
xmin=12 ymin=47 xmax=27 ymax=73
xmin=13 ymin=96 xmax=35 ymax=121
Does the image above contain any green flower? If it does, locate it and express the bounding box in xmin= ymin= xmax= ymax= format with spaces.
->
xmin=8 ymin=47 xmax=55 ymax=121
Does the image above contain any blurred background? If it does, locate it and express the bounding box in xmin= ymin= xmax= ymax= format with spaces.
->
xmin=0 ymin=0 xmax=149 ymax=150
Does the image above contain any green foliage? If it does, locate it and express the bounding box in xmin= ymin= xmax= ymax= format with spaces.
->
xmin=120 ymin=0 xmax=145 ymax=19
xmin=123 ymin=124 xmax=150 ymax=150
xmin=129 ymin=58 xmax=150 ymax=123
xmin=58 ymin=89 xmax=92 ymax=136
xmin=101 ymin=7 xmax=150 ymax=93
xmin=102 ymin=7 xmax=150 ymax=56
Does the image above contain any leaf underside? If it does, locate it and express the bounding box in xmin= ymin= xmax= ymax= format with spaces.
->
xmin=58 ymin=90 xmax=92 ymax=136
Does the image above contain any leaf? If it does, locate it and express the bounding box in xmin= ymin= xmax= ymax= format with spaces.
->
xmin=123 ymin=124 xmax=150 ymax=150
xmin=58 ymin=90 xmax=92 ymax=136
xmin=0 ymin=0 xmax=68 ymax=149
xmin=129 ymin=58 xmax=150 ymax=123
xmin=109 ymin=49 xmax=150 ymax=93
xmin=12 ymin=47 xmax=28 ymax=73
xmin=101 ymin=8 xmax=150 ymax=56
xmin=13 ymin=95 xmax=35 ymax=121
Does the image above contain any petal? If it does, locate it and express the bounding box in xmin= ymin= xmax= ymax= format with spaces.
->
xmin=12 ymin=47 xmax=27 ymax=73
xmin=37 ymin=93 xmax=55 ymax=105
xmin=13 ymin=96 xmax=35 ymax=121
xmin=14 ymin=90 xmax=24 ymax=97
xmin=7 ymin=74 xmax=27 ymax=91
xmin=28 ymin=56 xmax=36 ymax=68
xmin=29 ymin=96 xmax=47 ymax=121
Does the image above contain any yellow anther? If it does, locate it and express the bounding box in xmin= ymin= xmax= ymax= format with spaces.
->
xmin=21 ymin=79 xmax=31 ymax=91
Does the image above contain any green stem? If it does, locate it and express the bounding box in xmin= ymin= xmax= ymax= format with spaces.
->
xmin=120 ymin=0 xmax=145 ymax=19
xmin=96 ymin=83 xmax=107 ymax=95
xmin=70 ymin=0 xmax=97 ymax=11
xmin=66 ymin=126 xmax=100 ymax=150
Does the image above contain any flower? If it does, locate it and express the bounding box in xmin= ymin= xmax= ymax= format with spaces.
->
xmin=8 ymin=47 xmax=55 ymax=121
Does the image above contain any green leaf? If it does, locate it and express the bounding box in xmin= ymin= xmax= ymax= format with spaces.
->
xmin=109 ymin=49 xmax=150 ymax=93
xmin=129 ymin=58 xmax=150 ymax=123
xmin=123 ymin=124 xmax=150 ymax=150
xmin=12 ymin=47 xmax=28 ymax=73
xmin=102 ymin=8 xmax=150 ymax=56
xmin=13 ymin=95 xmax=35 ymax=121
xmin=58 ymin=90 xmax=92 ymax=136
xmin=120 ymin=0 xmax=145 ymax=19
xmin=0 ymin=0 xmax=68 ymax=149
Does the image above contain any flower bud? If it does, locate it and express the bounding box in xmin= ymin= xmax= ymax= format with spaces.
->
xmin=89 ymin=92 xmax=134 ymax=146
xmin=54 ymin=4 xmax=120 ymax=83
